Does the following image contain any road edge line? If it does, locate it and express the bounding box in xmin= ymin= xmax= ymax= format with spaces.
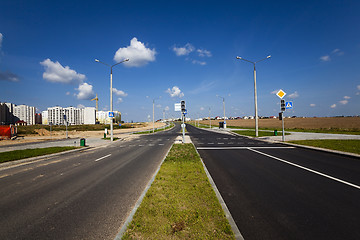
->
xmin=193 ymin=144 xmax=245 ymax=240
xmin=114 ymin=143 xmax=174 ymax=240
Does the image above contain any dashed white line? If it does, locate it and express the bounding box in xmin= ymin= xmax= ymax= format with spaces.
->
xmin=95 ymin=154 xmax=112 ymax=162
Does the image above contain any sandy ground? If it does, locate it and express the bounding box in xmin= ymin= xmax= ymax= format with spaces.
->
xmin=0 ymin=122 xmax=166 ymax=146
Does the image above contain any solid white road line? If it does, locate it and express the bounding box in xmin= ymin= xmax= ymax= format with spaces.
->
xmin=248 ymin=148 xmax=360 ymax=190
xmin=95 ymin=154 xmax=112 ymax=162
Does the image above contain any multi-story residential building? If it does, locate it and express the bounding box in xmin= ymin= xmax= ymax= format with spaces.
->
xmin=46 ymin=106 xmax=96 ymax=125
xmin=13 ymin=104 xmax=35 ymax=125
xmin=42 ymin=110 xmax=48 ymax=125
xmin=0 ymin=102 xmax=15 ymax=125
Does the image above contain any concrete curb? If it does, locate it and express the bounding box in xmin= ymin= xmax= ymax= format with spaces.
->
xmin=0 ymin=146 xmax=92 ymax=170
xmin=114 ymin=142 xmax=174 ymax=239
xmin=193 ymin=144 xmax=244 ymax=240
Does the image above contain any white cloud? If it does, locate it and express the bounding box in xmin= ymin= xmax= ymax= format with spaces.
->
xmin=288 ymin=91 xmax=299 ymax=99
xmin=331 ymin=104 xmax=337 ymax=108
xmin=271 ymin=89 xmax=280 ymax=94
xmin=172 ymin=43 xmax=195 ymax=56
xmin=197 ymin=49 xmax=212 ymax=57
xmin=339 ymin=100 xmax=348 ymax=105
xmin=112 ymin=88 xmax=128 ymax=97
xmin=357 ymin=85 xmax=360 ymax=90
xmin=200 ymin=107 xmax=205 ymax=111
xmin=192 ymin=60 xmax=206 ymax=65
xmin=117 ymin=98 xmax=123 ymax=103
xmin=343 ymin=96 xmax=351 ymax=100
xmin=166 ymin=86 xmax=184 ymax=98
xmin=77 ymin=104 xmax=85 ymax=108
xmin=76 ymin=82 xmax=95 ymax=100
xmin=332 ymin=49 xmax=344 ymax=56
xmin=164 ymin=106 xmax=170 ymax=111
xmin=156 ymin=104 xmax=162 ymax=108
xmin=40 ymin=59 xmax=85 ymax=84
xmin=66 ymin=91 xmax=70 ymax=95
xmin=114 ymin=37 xmax=156 ymax=67
xmin=320 ymin=55 xmax=331 ymax=62
xmin=0 ymin=33 xmax=3 ymax=49
xmin=310 ymin=104 xmax=316 ymax=107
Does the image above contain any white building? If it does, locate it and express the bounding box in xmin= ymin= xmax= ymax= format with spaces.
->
xmin=46 ymin=106 xmax=96 ymax=125
xmin=42 ymin=110 xmax=48 ymax=125
xmin=83 ymin=107 xmax=96 ymax=125
xmin=13 ymin=104 xmax=35 ymax=125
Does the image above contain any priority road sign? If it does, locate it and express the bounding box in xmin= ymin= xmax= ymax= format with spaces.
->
xmin=285 ymin=101 xmax=293 ymax=109
xmin=276 ymin=89 xmax=286 ymax=99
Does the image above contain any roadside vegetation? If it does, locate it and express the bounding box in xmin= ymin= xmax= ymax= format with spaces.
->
xmin=233 ymin=130 xmax=290 ymax=137
xmin=122 ymin=143 xmax=234 ymax=239
xmin=288 ymin=140 xmax=360 ymax=155
xmin=0 ymin=147 xmax=79 ymax=163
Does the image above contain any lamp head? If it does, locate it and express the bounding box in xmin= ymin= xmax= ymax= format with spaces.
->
xmin=95 ymin=59 xmax=100 ymax=62
xmin=236 ymin=56 xmax=241 ymax=59
xmin=267 ymin=55 xmax=271 ymax=58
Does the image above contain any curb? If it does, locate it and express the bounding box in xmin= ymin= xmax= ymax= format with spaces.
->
xmin=114 ymin=142 xmax=174 ymax=239
xmin=0 ymin=146 xmax=92 ymax=170
xmin=193 ymin=143 xmax=244 ymax=240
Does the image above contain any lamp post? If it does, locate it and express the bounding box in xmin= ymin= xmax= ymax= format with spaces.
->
xmin=236 ymin=55 xmax=271 ymax=137
xmin=95 ymin=58 xmax=129 ymax=141
xmin=217 ymin=95 xmax=226 ymax=128
xmin=152 ymin=97 xmax=161 ymax=133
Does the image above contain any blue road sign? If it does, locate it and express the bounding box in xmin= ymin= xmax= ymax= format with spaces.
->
xmin=184 ymin=109 xmax=187 ymax=115
xmin=109 ymin=112 xmax=114 ymax=117
xmin=285 ymin=101 xmax=293 ymax=109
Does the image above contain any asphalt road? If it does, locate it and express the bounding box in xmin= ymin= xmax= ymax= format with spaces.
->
xmin=187 ymin=124 xmax=360 ymax=240
xmin=0 ymin=124 xmax=180 ymax=240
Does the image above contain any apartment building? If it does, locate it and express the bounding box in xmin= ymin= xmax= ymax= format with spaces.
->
xmin=46 ymin=106 xmax=96 ymax=125
xmin=13 ymin=104 xmax=35 ymax=125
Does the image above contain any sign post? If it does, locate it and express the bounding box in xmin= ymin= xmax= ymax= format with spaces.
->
xmin=276 ymin=89 xmax=287 ymax=142
xmin=181 ymin=101 xmax=186 ymax=143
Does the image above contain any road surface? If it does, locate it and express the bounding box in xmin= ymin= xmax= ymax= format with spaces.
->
xmin=0 ymin=124 xmax=180 ymax=240
xmin=187 ymin=124 xmax=360 ymax=240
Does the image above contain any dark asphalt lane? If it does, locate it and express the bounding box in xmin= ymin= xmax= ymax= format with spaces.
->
xmin=0 ymin=124 xmax=180 ymax=240
xmin=187 ymin=124 xmax=360 ymax=240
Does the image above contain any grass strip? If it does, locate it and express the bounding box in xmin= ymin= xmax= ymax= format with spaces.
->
xmin=122 ymin=143 xmax=234 ymax=240
xmin=233 ymin=130 xmax=290 ymax=137
xmin=0 ymin=146 xmax=79 ymax=163
xmin=288 ymin=140 xmax=360 ymax=155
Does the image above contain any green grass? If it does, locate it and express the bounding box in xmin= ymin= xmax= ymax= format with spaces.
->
xmin=122 ymin=144 xmax=234 ymax=240
xmin=288 ymin=140 xmax=360 ymax=155
xmin=233 ymin=130 xmax=290 ymax=137
xmin=0 ymin=146 xmax=79 ymax=163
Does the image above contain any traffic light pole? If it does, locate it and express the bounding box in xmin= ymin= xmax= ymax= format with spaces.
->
xmin=182 ymin=113 xmax=185 ymax=143
xmin=280 ymin=99 xmax=285 ymax=142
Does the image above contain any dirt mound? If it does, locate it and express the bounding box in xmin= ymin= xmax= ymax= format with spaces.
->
xmin=34 ymin=128 xmax=51 ymax=136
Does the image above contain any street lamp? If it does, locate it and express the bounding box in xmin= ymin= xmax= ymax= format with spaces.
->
xmin=95 ymin=58 xmax=129 ymax=141
xmin=236 ymin=55 xmax=271 ymax=137
xmin=216 ymin=95 xmax=226 ymax=128
xmin=152 ymin=96 xmax=161 ymax=133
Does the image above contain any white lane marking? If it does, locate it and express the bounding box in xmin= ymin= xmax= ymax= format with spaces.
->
xmin=159 ymin=143 xmax=164 ymax=146
xmin=218 ymin=143 xmax=224 ymax=145
xmin=95 ymin=154 xmax=112 ymax=162
xmin=197 ymin=147 xmax=295 ymax=150
xmin=248 ymin=148 xmax=360 ymax=190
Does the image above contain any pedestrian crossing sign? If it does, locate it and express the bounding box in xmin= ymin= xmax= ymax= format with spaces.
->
xmin=285 ymin=101 xmax=293 ymax=109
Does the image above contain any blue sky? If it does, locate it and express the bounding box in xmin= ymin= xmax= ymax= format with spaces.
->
xmin=1 ymin=0 xmax=359 ymax=122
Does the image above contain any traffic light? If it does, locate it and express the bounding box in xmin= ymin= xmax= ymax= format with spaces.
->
xmin=281 ymin=99 xmax=285 ymax=112
xmin=279 ymin=112 xmax=283 ymax=120
xmin=181 ymin=100 xmax=186 ymax=112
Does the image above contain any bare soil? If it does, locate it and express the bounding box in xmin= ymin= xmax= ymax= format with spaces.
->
xmin=0 ymin=122 xmax=166 ymax=146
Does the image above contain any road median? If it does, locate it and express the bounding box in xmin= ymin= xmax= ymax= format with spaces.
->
xmin=119 ymin=143 xmax=235 ymax=239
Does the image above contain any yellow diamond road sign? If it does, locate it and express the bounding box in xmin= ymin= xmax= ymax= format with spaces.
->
xmin=276 ymin=89 xmax=286 ymax=99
